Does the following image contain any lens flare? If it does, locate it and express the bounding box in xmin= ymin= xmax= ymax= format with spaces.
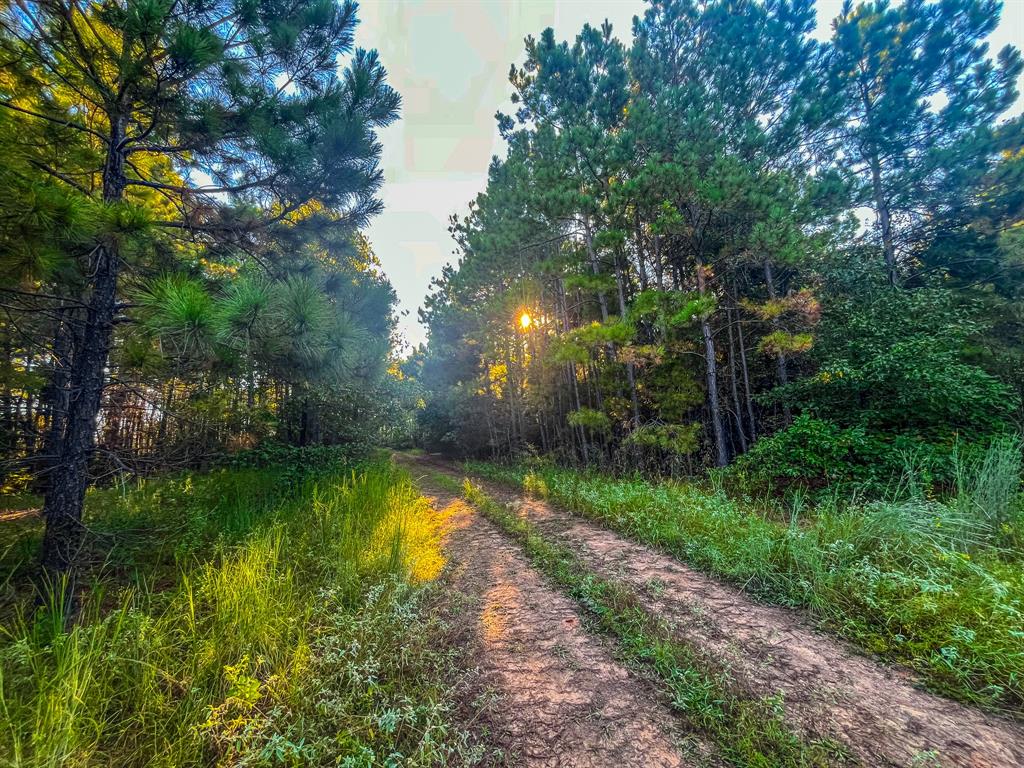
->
xmin=519 ymin=312 xmax=532 ymax=330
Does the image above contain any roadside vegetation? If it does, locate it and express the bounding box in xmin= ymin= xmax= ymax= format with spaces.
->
xmin=464 ymin=441 xmax=1024 ymax=712
xmin=2 ymin=0 xmax=1024 ymax=763
xmin=0 ymin=452 xmax=488 ymax=768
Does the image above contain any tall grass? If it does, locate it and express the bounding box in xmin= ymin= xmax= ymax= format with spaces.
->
xmin=465 ymin=444 xmax=1024 ymax=711
xmin=952 ymin=435 xmax=1023 ymax=534
xmin=0 ymin=459 xmax=482 ymax=767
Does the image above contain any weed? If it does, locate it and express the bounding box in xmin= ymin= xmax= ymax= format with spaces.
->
xmin=0 ymin=458 xmax=488 ymax=767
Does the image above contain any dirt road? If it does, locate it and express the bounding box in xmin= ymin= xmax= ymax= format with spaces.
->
xmin=404 ymin=463 xmax=714 ymax=767
xmin=407 ymin=454 xmax=1024 ymax=768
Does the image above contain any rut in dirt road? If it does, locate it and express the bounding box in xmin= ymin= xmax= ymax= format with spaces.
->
xmin=417 ymin=455 xmax=1024 ymax=768
xmin=406 ymin=468 xmax=711 ymax=768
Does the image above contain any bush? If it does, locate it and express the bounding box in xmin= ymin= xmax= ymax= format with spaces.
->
xmin=224 ymin=441 xmax=373 ymax=481
xmin=726 ymin=415 xmax=959 ymax=494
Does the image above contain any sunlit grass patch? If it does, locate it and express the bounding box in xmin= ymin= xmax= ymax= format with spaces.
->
xmin=0 ymin=457 xmax=486 ymax=767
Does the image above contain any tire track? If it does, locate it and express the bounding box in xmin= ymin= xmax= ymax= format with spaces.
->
xmin=420 ymin=455 xmax=1024 ymax=768
xmin=404 ymin=460 xmax=710 ymax=768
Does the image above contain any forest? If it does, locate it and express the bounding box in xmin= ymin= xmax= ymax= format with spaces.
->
xmin=415 ymin=0 xmax=1024 ymax=495
xmin=2 ymin=0 xmax=1024 ymax=766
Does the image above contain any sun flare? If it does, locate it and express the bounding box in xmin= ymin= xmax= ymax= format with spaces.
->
xmin=519 ymin=312 xmax=532 ymax=330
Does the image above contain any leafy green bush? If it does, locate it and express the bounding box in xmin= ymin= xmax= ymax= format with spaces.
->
xmin=768 ymin=286 xmax=1019 ymax=442
xmin=224 ymin=441 xmax=373 ymax=482
xmin=726 ymin=415 xmax=956 ymax=493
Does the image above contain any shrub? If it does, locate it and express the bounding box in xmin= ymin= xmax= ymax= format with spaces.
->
xmin=726 ymin=415 xmax=956 ymax=493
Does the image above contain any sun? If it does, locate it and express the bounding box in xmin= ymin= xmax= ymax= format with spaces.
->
xmin=519 ymin=312 xmax=532 ymax=330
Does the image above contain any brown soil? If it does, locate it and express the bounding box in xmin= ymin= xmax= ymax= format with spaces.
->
xmin=402 ymin=460 xmax=712 ymax=768
xmin=414 ymin=455 xmax=1024 ymax=768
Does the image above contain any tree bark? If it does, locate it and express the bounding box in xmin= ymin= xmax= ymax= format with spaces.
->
xmin=614 ymin=251 xmax=640 ymax=428
xmin=763 ymin=259 xmax=792 ymax=425
xmin=726 ymin=307 xmax=748 ymax=453
xmin=582 ymin=217 xmax=609 ymax=322
xmin=694 ymin=256 xmax=729 ymax=467
xmin=40 ymin=114 xmax=127 ymax=586
xmin=868 ymin=152 xmax=897 ymax=286
xmin=634 ymin=209 xmax=649 ymax=291
xmin=736 ymin=308 xmax=757 ymax=442
xmin=35 ymin=307 xmax=78 ymax=490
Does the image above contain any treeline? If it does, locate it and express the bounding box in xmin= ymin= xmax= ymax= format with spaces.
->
xmin=0 ymin=0 xmax=401 ymax=578
xmin=415 ymin=0 xmax=1024 ymax=489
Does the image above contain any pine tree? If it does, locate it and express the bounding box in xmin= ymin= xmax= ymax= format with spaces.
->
xmin=829 ymin=0 xmax=1022 ymax=285
xmin=0 ymin=0 xmax=398 ymax=584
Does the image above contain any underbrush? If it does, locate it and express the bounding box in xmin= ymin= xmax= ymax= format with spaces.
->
xmin=0 ymin=457 xmax=487 ymax=767
xmin=465 ymin=445 xmax=1024 ymax=712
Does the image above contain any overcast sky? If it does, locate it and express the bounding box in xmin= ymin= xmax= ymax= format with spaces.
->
xmin=356 ymin=0 xmax=1024 ymax=348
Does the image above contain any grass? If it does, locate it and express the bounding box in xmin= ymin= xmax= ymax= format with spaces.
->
xmin=444 ymin=474 xmax=844 ymax=768
xmin=0 ymin=456 xmax=491 ymax=767
xmin=463 ymin=445 xmax=1024 ymax=713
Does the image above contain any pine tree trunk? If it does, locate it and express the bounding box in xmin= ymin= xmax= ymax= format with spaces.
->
xmin=868 ymin=153 xmax=897 ymax=285
xmin=582 ymin=217 xmax=609 ymax=322
xmin=2 ymin=333 xmax=12 ymax=458
xmin=40 ymin=115 xmax=128 ymax=587
xmin=36 ymin=307 xmax=78 ymax=490
xmin=695 ymin=256 xmax=729 ymax=467
xmin=634 ymin=209 xmax=649 ymax=291
xmin=726 ymin=307 xmax=748 ymax=453
xmin=735 ymin=308 xmax=757 ymax=442
xmin=763 ymin=260 xmax=792 ymax=425
xmin=614 ymin=252 xmax=640 ymax=428
xmin=653 ymin=234 xmax=665 ymax=290
xmin=557 ymin=279 xmax=588 ymax=459
xmin=157 ymin=379 xmax=174 ymax=446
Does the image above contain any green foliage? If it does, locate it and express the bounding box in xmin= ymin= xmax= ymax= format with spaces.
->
xmin=830 ymin=0 xmax=1023 ymax=270
xmin=757 ymin=330 xmax=813 ymax=356
xmin=0 ymin=457 xmax=485 ymax=766
xmin=631 ymin=289 xmax=716 ymax=329
xmin=625 ymin=423 xmax=701 ymax=455
xmin=416 ymin=0 xmax=1024 ymax=479
xmin=466 ymin=459 xmax=1024 ymax=709
xmin=563 ymin=272 xmax=617 ymax=293
xmin=225 ymin=441 xmax=373 ymax=476
xmin=728 ymin=415 xmax=955 ymax=492
xmin=567 ymin=407 xmax=611 ymax=433
xmin=0 ymin=0 xmax=403 ymax=558
xmin=771 ymin=284 xmax=1020 ymax=440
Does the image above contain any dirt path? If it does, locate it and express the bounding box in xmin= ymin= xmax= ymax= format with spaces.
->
xmin=403 ymin=462 xmax=709 ymax=768
xmin=414 ymin=455 xmax=1024 ymax=768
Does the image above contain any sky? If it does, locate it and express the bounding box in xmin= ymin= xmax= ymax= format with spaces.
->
xmin=356 ymin=0 xmax=1024 ymax=348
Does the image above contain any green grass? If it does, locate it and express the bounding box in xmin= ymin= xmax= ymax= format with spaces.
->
xmin=0 ymin=457 xmax=489 ymax=767
xmin=463 ymin=458 xmax=1024 ymax=713
xmin=450 ymin=475 xmax=843 ymax=768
